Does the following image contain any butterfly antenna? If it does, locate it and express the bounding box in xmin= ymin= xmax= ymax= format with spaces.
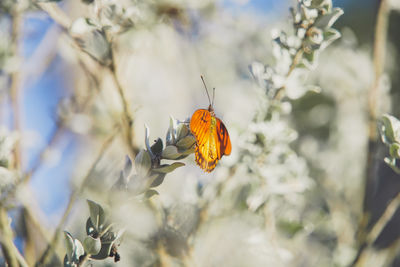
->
xmin=200 ymin=75 xmax=212 ymax=106
xmin=212 ymin=87 xmax=215 ymax=107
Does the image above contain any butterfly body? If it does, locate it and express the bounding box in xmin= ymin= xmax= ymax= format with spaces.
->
xmin=190 ymin=104 xmax=231 ymax=172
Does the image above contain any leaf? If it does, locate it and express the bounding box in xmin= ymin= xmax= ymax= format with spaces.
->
xmin=151 ymin=138 xmax=163 ymax=155
xmin=73 ymin=239 xmax=85 ymax=262
xmin=63 ymin=231 xmax=85 ymax=264
xmin=176 ymin=136 xmax=196 ymax=150
xmin=310 ymin=0 xmax=326 ymax=8
xmin=87 ymin=200 xmax=106 ymax=231
xmin=149 ymin=173 xmax=166 ymax=187
xmin=321 ymin=28 xmax=341 ymax=50
xmin=162 ymin=145 xmax=181 ymax=160
xmin=63 ymin=255 xmax=72 ymax=267
xmin=314 ymin=8 xmax=344 ymax=29
xmin=302 ymin=50 xmax=318 ymax=69
xmin=145 ymin=189 xmax=159 ymax=198
xmin=177 ymin=147 xmax=195 ymax=158
xmin=70 ymin=18 xmax=112 ymax=66
xmin=390 ymin=143 xmax=400 ymax=159
xmin=166 ymin=116 xmax=177 ymax=145
xmin=123 ymin=155 xmax=132 ymax=177
xmin=83 ymin=236 xmax=101 ymax=255
xmin=90 ymin=242 xmax=113 ymax=260
xmin=152 ymin=162 xmax=185 ymax=173
xmin=144 ymin=124 xmax=155 ymax=158
xmin=86 ymin=218 xmax=97 ymax=237
xmin=381 ymin=114 xmax=400 ymax=144
xmin=176 ymin=123 xmax=189 ymax=140
xmin=135 ymin=150 xmax=151 ymax=178
xmin=64 ymin=231 xmax=74 ymax=262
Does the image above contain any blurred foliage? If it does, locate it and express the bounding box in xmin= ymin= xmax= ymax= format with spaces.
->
xmin=1 ymin=0 xmax=400 ymax=267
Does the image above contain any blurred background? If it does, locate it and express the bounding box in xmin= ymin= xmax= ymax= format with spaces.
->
xmin=1 ymin=0 xmax=400 ymax=266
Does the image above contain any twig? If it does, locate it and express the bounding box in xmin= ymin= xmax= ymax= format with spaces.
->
xmin=36 ymin=2 xmax=71 ymax=30
xmin=367 ymin=0 xmax=390 ymax=132
xmin=109 ymin=62 xmax=137 ymax=158
xmin=12 ymin=240 xmax=30 ymax=267
xmin=367 ymin=192 xmax=400 ymax=246
xmin=353 ymin=1 xmax=391 ymax=265
xmin=364 ymin=0 xmax=390 ymax=202
xmin=352 ymin=191 xmax=400 ymax=267
xmin=10 ymin=5 xmax=22 ymax=170
xmin=35 ymin=127 xmax=119 ymax=266
xmin=0 ymin=207 xmax=19 ymax=267
xmin=362 ymin=0 xmax=390 ymax=239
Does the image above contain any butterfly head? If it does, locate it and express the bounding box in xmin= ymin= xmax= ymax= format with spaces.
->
xmin=208 ymin=104 xmax=215 ymax=117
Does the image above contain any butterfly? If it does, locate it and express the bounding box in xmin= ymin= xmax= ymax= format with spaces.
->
xmin=189 ymin=76 xmax=231 ymax=172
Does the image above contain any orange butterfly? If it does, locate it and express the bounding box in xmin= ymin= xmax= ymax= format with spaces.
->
xmin=190 ymin=76 xmax=232 ymax=172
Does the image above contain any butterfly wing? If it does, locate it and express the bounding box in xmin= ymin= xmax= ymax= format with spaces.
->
xmin=190 ymin=109 xmax=219 ymax=172
xmin=215 ymin=118 xmax=231 ymax=157
xmin=190 ymin=109 xmax=211 ymax=148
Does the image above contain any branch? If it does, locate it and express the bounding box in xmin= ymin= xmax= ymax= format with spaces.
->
xmin=362 ymin=0 xmax=390 ymax=234
xmin=354 ymin=1 xmax=391 ymax=264
xmin=12 ymin=240 xmax=30 ymax=267
xmin=367 ymin=0 xmax=390 ymax=133
xmin=352 ymin=191 xmax=400 ymax=267
xmin=367 ymin=191 xmax=400 ymax=246
xmin=36 ymin=2 xmax=71 ymax=30
xmin=10 ymin=5 xmax=22 ymax=170
xmin=109 ymin=61 xmax=137 ymax=158
xmin=0 ymin=207 xmax=18 ymax=267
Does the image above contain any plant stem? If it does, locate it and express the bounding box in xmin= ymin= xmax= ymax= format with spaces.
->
xmin=0 ymin=207 xmax=18 ymax=267
xmin=368 ymin=0 xmax=390 ymax=132
xmin=10 ymin=5 xmax=22 ymax=170
xmin=353 ymin=0 xmax=391 ymax=265
xmin=352 ymin=191 xmax=400 ymax=267
xmin=363 ymin=0 xmax=390 ymax=230
xmin=109 ymin=61 xmax=137 ymax=159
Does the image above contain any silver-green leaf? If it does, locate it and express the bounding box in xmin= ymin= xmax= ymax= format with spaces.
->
xmin=314 ymin=8 xmax=344 ymax=29
xmin=135 ymin=150 xmax=152 ymax=178
xmin=83 ymin=236 xmax=101 ymax=255
xmin=162 ymin=145 xmax=181 ymax=160
xmin=152 ymin=162 xmax=185 ymax=173
xmin=87 ymin=200 xmax=106 ymax=231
